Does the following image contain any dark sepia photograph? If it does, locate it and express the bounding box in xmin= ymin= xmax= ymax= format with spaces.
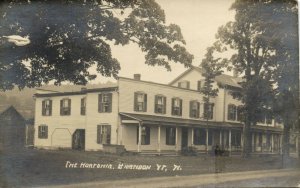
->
xmin=0 ymin=0 xmax=299 ymax=187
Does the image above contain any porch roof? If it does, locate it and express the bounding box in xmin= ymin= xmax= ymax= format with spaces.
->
xmin=119 ymin=112 xmax=243 ymax=129
xmin=119 ymin=113 xmax=283 ymax=133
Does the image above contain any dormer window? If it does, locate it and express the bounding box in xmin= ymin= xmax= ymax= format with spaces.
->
xmin=178 ymin=81 xmax=190 ymax=89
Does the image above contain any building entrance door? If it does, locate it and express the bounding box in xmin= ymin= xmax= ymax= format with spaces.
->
xmin=72 ymin=129 xmax=85 ymax=150
xmin=181 ymin=128 xmax=188 ymax=150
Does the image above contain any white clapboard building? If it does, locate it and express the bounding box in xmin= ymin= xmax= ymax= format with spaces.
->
xmin=34 ymin=66 xmax=283 ymax=154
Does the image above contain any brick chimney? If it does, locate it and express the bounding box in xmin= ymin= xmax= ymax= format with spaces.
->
xmin=134 ymin=74 xmax=141 ymax=80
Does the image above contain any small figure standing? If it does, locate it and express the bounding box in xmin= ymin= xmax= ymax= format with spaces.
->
xmin=214 ymin=144 xmax=221 ymax=173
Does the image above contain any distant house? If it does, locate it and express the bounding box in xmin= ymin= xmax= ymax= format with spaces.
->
xmin=34 ymin=66 xmax=285 ymax=155
xmin=0 ymin=106 xmax=26 ymax=148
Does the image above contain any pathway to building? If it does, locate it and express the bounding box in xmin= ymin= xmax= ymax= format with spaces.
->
xmin=48 ymin=168 xmax=300 ymax=188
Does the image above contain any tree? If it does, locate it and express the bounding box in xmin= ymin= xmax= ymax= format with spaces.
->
xmin=0 ymin=0 xmax=193 ymax=91
xmin=213 ymin=0 xmax=293 ymax=157
xmin=200 ymin=43 xmax=228 ymax=120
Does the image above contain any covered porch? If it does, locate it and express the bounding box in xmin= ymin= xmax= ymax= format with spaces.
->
xmin=119 ymin=113 xmax=283 ymax=155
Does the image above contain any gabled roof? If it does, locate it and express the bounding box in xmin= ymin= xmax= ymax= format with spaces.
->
xmin=168 ymin=66 xmax=202 ymax=85
xmin=0 ymin=106 xmax=25 ymax=122
xmin=168 ymin=66 xmax=243 ymax=88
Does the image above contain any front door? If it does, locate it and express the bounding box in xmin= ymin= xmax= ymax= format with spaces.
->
xmin=72 ymin=129 xmax=85 ymax=150
xmin=181 ymin=128 xmax=188 ymax=150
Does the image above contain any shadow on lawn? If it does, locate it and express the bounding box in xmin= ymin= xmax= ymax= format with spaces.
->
xmin=0 ymin=147 xmax=299 ymax=187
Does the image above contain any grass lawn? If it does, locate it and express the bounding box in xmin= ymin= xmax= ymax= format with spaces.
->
xmin=0 ymin=147 xmax=299 ymax=187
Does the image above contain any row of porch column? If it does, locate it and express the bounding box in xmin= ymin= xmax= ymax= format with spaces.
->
xmin=137 ymin=124 xmax=281 ymax=153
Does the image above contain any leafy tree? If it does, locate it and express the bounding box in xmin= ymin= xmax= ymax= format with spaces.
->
xmin=213 ymin=0 xmax=296 ymax=157
xmin=0 ymin=0 xmax=193 ymax=91
xmin=200 ymin=43 xmax=228 ymax=120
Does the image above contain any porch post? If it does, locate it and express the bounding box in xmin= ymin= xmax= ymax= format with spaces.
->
xmin=138 ymin=122 xmax=142 ymax=152
xmin=175 ymin=127 xmax=178 ymax=151
xmin=191 ymin=127 xmax=194 ymax=146
xmin=219 ymin=130 xmax=222 ymax=147
xmin=271 ymin=133 xmax=274 ymax=153
xmin=157 ymin=125 xmax=161 ymax=153
xmin=206 ymin=128 xmax=209 ymax=153
xmin=229 ymin=129 xmax=232 ymax=154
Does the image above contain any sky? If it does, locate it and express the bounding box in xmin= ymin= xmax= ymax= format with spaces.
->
xmin=95 ymin=0 xmax=235 ymax=84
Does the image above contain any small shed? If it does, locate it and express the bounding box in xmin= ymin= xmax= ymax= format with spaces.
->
xmin=0 ymin=106 xmax=26 ymax=149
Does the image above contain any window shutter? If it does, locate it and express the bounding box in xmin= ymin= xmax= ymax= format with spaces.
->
xmin=42 ymin=101 xmax=45 ymax=116
xmin=97 ymin=125 xmax=101 ymax=144
xmin=143 ymin=94 xmax=147 ymax=112
xmin=197 ymin=102 xmax=200 ymax=118
xmin=187 ymin=81 xmax=190 ymax=89
xmin=134 ymin=92 xmax=138 ymax=111
xmin=171 ymin=98 xmax=175 ymax=115
xmin=108 ymin=93 xmax=112 ymax=112
xmin=210 ymin=103 xmax=214 ymax=119
xmin=98 ymin=94 xmax=103 ymax=112
xmin=197 ymin=81 xmax=202 ymax=91
xmin=49 ymin=100 xmax=52 ymax=116
xmin=179 ymin=99 xmax=182 ymax=116
xmin=45 ymin=126 xmax=48 ymax=139
xmin=60 ymin=100 xmax=63 ymax=115
xmin=154 ymin=95 xmax=158 ymax=113
xmin=178 ymin=82 xmax=182 ymax=88
xmin=68 ymin=99 xmax=71 ymax=115
xmin=189 ymin=101 xmax=193 ymax=118
xmin=163 ymin=96 xmax=166 ymax=114
xmin=107 ymin=125 xmax=111 ymax=144
xmin=227 ymin=105 xmax=231 ymax=120
xmin=38 ymin=126 xmax=41 ymax=138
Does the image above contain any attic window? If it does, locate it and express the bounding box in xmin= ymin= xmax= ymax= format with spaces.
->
xmin=178 ymin=81 xmax=190 ymax=89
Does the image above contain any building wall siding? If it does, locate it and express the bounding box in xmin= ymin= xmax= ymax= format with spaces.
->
xmin=118 ymin=78 xmax=216 ymax=121
xmin=34 ymin=95 xmax=86 ymax=149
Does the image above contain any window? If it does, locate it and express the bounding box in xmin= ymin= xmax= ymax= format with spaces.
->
xmin=178 ymin=81 xmax=190 ymax=89
xmin=257 ymin=112 xmax=265 ymax=124
xmin=190 ymin=100 xmax=200 ymax=118
xmin=166 ymin=127 xmax=176 ymax=145
xmin=154 ymin=95 xmax=166 ymax=114
xmin=231 ymin=130 xmax=241 ymax=146
xmin=42 ymin=99 xmax=52 ymax=116
xmin=38 ymin=125 xmax=48 ymax=139
xmin=227 ymin=104 xmax=237 ymax=121
xmin=258 ymin=133 xmax=262 ymax=147
xmin=134 ymin=92 xmax=147 ymax=112
xmin=60 ymin=98 xmax=71 ymax=115
xmin=97 ymin=125 xmax=111 ymax=144
xmin=171 ymin=98 xmax=182 ymax=116
xmin=193 ymin=128 xmax=206 ymax=145
xmin=197 ymin=80 xmax=202 ymax=91
xmin=136 ymin=126 xmax=150 ymax=145
xmin=266 ymin=113 xmax=272 ymax=125
xmin=203 ymin=103 xmax=214 ymax=120
xmin=98 ymin=93 xmax=112 ymax=113
xmin=81 ymin=97 xmax=86 ymax=115
xmin=237 ymin=106 xmax=243 ymax=122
